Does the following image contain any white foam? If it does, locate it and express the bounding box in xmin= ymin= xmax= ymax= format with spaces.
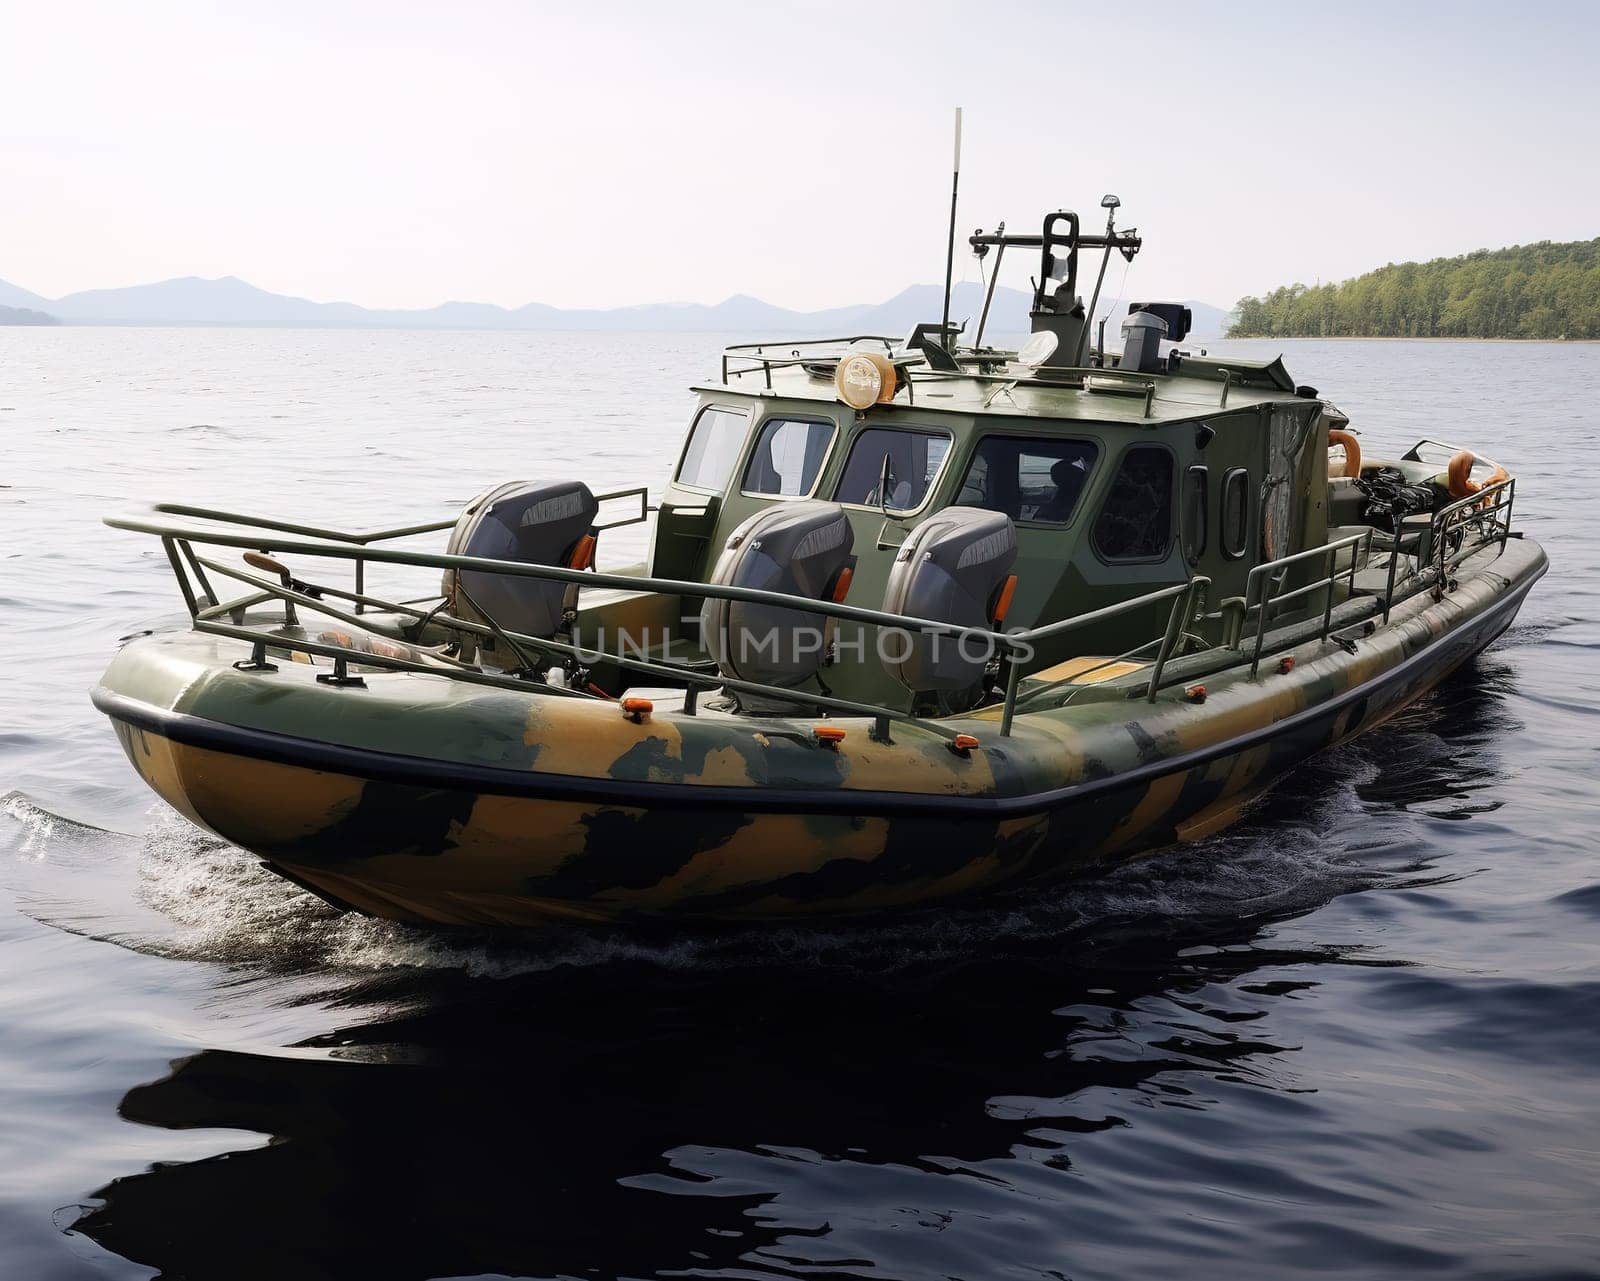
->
xmin=9 ymin=740 xmax=1428 ymax=983
xmin=0 ymin=791 xmax=123 ymax=861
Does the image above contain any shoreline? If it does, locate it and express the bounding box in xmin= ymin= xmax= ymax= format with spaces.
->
xmin=1222 ymin=334 xmax=1600 ymax=344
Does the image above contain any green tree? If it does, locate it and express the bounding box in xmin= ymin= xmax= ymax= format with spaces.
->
xmin=1228 ymin=238 xmax=1600 ymax=339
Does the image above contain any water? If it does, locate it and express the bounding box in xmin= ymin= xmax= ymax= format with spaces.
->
xmin=2 ymin=329 xmax=1598 ymax=1280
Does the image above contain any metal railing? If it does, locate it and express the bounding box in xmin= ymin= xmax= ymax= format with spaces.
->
xmin=718 ymin=336 xmax=1170 ymax=417
xmin=110 ymin=445 xmax=1519 ymax=739
xmin=1392 ymin=438 xmax=1518 ymax=604
xmin=1430 ymin=475 xmax=1516 ymax=596
xmin=1241 ymin=530 xmax=1373 ymax=677
xmin=1401 ymin=437 xmax=1506 ymax=474
xmin=997 ymin=576 xmax=1209 ymax=734
xmin=720 ymin=336 xmax=898 ymax=388
xmin=148 ymin=488 xmax=650 ymax=613
xmin=111 ymin=506 xmax=1222 ymax=741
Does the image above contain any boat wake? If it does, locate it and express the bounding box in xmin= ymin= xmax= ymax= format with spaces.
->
xmin=0 ymin=790 xmax=126 ymax=854
xmin=3 ymin=727 xmax=1454 ymax=986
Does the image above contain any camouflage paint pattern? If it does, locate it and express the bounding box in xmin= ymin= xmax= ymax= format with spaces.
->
xmin=96 ymin=537 xmax=1546 ymax=926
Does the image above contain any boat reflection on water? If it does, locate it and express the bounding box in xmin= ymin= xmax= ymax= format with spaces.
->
xmin=69 ymin=661 xmax=1520 ymax=1281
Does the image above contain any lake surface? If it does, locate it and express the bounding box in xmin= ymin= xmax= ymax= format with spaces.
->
xmin=2 ymin=329 xmax=1597 ymax=1280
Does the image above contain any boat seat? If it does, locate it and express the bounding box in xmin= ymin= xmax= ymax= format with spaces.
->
xmin=1024 ymin=656 xmax=1149 ymax=688
xmin=1328 ymin=476 xmax=1366 ymax=526
xmin=1326 ymin=525 xmax=1374 ymax=573
xmin=1327 ymin=512 xmax=1433 ymax=577
xmin=699 ymin=501 xmax=855 ymax=698
xmin=1346 ymin=559 xmax=1412 ymax=597
xmin=880 ymin=506 xmax=1017 ymax=699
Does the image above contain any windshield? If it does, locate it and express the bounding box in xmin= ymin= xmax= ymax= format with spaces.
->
xmin=834 ymin=427 xmax=951 ymax=511
xmin=676 ymin=406 xmax=748 ymax=492
xmin=742 ymin=417 xmax=835 ymax=497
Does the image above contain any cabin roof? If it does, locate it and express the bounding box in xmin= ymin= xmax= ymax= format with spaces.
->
xmin=697 ymin=352 xmax=1305 ymax=427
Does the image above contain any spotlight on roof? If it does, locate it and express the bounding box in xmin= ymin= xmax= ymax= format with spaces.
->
xmin=835 ymin=351 xmax=899 ymax=410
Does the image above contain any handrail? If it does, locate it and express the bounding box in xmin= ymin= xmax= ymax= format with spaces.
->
xmin=1241 ymin=530 xmax=1372 ymax=677
xmin=152 ymin=504 xmax=458 ymax=546
xmin=153 ymin=485 xmax=652 ymax=546
xmin=995 ymin=577 xmax=1208 ymax=733
xmin=111 ymin=511 xmax=1019 ymax=648
xmin=1082 ymin=370 xmax=1159 ymax=417
xmin=195 ymin=524 xmax=1207 ymax=735
xmin=721 ymin=336 xmax=900 ymax=388
xmin=717 ymin=347 xmax=1173 ymax=418
xmin=1012 ymin=580 xmax=1195 ymax=646
xmin=109 ymin=462 xmax=1516 ymax=741
xmin=153 ymin=486 xmax=652 ymax=613
xmin=1429 ymin=475 xmax=1515 ymax=596
xmin=1401 ymin=437 xmax=1507 ymax=477
xmin=1431 ymin=474 xmax=1515 ymax=526
xmin=189 ymin=560 xmax=956 ymax=741
xmin=112 ymin=505 xmax=1224 ymax=738
xmin=723 ymin=335 xmax=900 ymax=354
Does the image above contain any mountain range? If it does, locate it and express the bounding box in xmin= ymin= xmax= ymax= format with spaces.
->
xmin=0 ymin=273 xmax=1229 ymax=338
xmin=0 ymin=302 xmax=59 ymax=325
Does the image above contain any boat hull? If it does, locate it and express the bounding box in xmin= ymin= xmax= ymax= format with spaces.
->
xmin=94 ymin=540 xmax=1546 ymax=925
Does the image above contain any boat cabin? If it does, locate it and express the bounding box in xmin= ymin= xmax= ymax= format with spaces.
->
xmin=614 ymin=341 xmax=1330 ymax=713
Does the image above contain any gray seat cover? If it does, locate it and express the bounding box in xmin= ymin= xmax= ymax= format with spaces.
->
xmin=442 ymin=480 xmax=598 ymax=638
xmin=880 ymin=506 xmax=1017 ymax=693
xmin=700 ymin=501 xmax=854 ymax=689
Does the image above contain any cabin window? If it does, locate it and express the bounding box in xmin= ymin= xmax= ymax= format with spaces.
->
xmin=676 ymin=405 xmax=749 ymax=493
xmin=1182 ymin=464 xmax=1208 ymax=564
xmin=834 ymin=427 xmax=951 ymax=511
xmin=1092 ymin=445 xmax=1174 ymax=561
xmin=958 ymin=436 xmax=1099 ymax=525
xmin=742 ymin=417 xmax=835 ymax=498
xmin=1221 ymin=467 xmax=1251 ymax=559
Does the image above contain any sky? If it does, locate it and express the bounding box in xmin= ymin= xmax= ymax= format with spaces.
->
xmin=3 ymin=0 xmax=1598 ymax=312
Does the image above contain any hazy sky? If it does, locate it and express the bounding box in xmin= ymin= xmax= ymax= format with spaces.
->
xmin=3 ymin=0 xmax=1597 ymax=311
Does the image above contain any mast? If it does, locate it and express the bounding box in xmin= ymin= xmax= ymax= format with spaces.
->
xmin=939 ymin=107 xmax=962 ymax=344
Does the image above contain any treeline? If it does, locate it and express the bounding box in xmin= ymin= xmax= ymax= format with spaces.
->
xmin=1229 ymin=238 xmax=1600 ymax=339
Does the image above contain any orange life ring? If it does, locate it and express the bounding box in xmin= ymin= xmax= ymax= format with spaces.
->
xmin=1328 ymin=428 xmax=1361 ymax=478
xmin=1447 ymin=450 xmax=1510 ymax=499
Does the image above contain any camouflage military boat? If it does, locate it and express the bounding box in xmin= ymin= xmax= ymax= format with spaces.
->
xmin=94 ymin=205 xmax=1545 ymax=925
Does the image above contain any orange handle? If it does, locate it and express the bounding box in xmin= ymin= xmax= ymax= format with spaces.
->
xmin=1447 ymin=450 xmax=1510 ymax=504
xmin=244 ymin=551 xmax=291 ymax=581
xmin=1328 ymin=429 xmax=1361 ymax=478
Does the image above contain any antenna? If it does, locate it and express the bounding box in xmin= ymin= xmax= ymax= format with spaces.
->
xmin=939 ymin=107 xmax=962 ymax=346
xmin=1078 ymin=193 xmax=1120 ymax=365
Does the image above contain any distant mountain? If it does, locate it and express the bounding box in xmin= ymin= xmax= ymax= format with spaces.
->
xmin=0 ymin=303 xmax=58 ymax=326
xmin=0 ymin=277 xmax=52 ymax=310
xmin=43 ymin=275 xmax=355 ymax=327
xmin=0 ymin=270 xmax=1227 ymax=338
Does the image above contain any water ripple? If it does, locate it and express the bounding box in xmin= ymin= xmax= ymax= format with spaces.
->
xmin=1 ymin=332 xmax=1596 ymax=1281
